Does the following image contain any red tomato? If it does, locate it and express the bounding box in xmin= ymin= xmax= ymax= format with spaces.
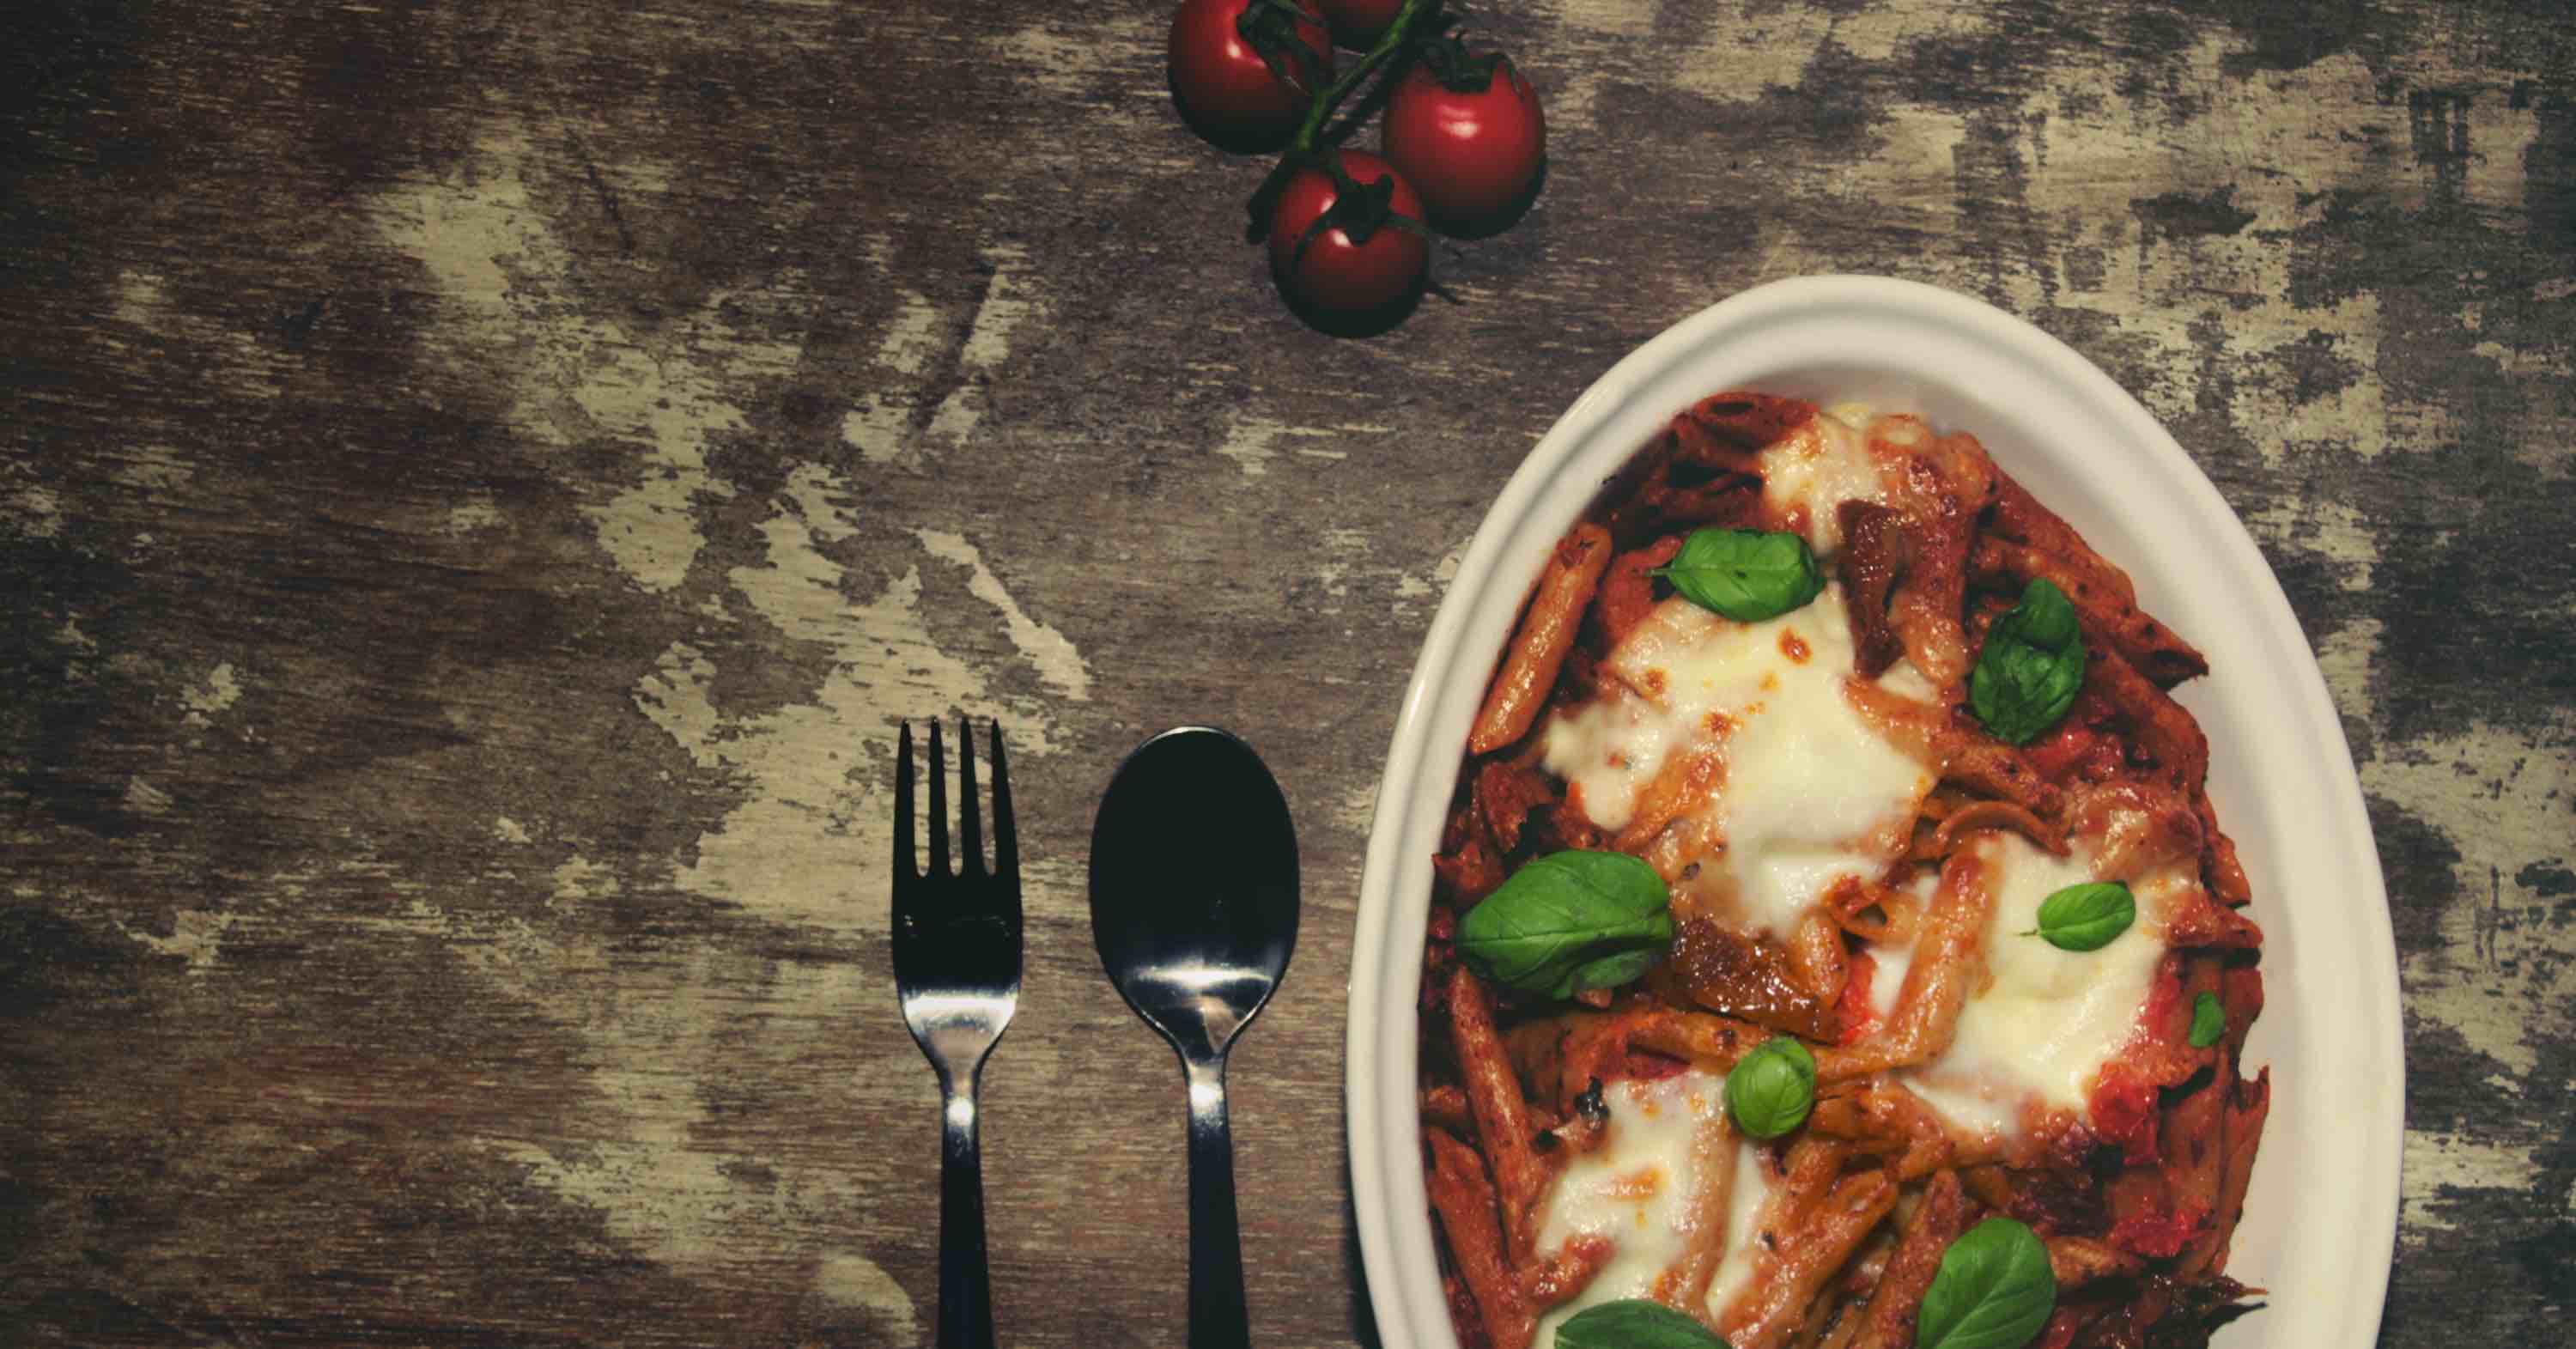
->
xmin=1381 ymin=52 xmax=1546 ymax=228
xmin=1315 ymin=0 xmax=1405 ymax=48
xmin=1168 ymin=0 xmax=1334 ymax=148
xmin=1267 ymin=149 xmax=1429 ymax=314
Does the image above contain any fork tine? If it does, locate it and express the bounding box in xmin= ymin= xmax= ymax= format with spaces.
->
xmin=894 ymin=720 xmax=916 ymax=881
xmin=989 ymin=721 xmax=1017 ymax=886
xmin=957 ymin=715 xmax=985 ymax=876
xmin=927 ymin=720 xmax=951 ymax=877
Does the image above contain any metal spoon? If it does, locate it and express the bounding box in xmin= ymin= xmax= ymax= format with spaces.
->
xmin=1089 ymin=726 xmax=1299 ymax=1349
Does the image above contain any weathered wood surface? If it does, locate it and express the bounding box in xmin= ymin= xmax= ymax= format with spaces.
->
xmin=2 ymin=0 xmax=2568 ymax=1345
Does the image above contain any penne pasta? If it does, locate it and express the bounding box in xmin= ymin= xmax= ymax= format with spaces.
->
xmin=1667 ymin=1108 xmax=1742 ymax=1316
xmin=1842 ymin=1170 xmax=1965 ymax=1349
xmin=1623 ymin=1005 xmax=1768 ymax=1072
xmin=1448 ymin=965 xmax=1553 ymax=1265
xmin=1818 ymin=849 xmax=1994 ymax=1079
xmin=1591 ymin=535 xmax=1686 ymax=649
xmin=1970 ymin=532 xmax=2208 ymax=690
xmin=2047 ymin=1233 xmax=2147 ymax=1289
xmin=1523 ymin=1235 xmax=1616 ymax=1310
xmin=1427 ymin=1127 xmax=1538 ymax=1349
xmin=1422 ymin=1083 xmax=1475 ymax=1135
xmin=1472 ymin=524 xmax=1613 ymax=756
xmin=1422 ymin=391 xmax=2269 ymax=1349
xmin=1723 ymin=1164 xmax=1898 ymax=1349
xmin=1979 ymin=473 xmax=2208 ymax=688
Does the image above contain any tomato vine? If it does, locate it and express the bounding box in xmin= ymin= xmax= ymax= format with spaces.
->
xmin=1166 ymin=0 xmax=1547 ymax=329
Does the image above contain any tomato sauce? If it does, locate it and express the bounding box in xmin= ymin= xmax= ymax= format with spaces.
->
xmin=2024 ymin=692 xmax=2125 ymax=782
xmin=2110 ymin=1202 xmax=2208 ymax=1259
xmin=1617 ymin=1048 xmax=1691 ymax=1082
xmin=2088 ymin=1071 xmax=2162 ymax=1164
xmin=1836 ymin=951 xmax=1880 ymax=1046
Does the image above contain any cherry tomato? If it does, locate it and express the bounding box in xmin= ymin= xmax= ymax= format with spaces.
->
xmin=1315 ymin=0 xmax=1406 ymax=48
xmin=1382 ymin=51 xmax=1546 ymax=229
xmin=1168 ymin=0 xmax=1334 ymax=149
xmin=1267 ymin=149 xmax=1429 ymax=315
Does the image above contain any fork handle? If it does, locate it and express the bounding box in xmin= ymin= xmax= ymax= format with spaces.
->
xmin=938 ymin=1071 xmax=999 ymax=1349
xmin=1183 ymin=1052 xmax=1253 ymax=1349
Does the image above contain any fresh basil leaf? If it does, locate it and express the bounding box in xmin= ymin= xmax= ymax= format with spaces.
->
xmin=1458 ymin=850 xmax=1675 ymax=999
xmin=2189 ymin=991 xmax=2226 ymax=1048
xmin=2005 ymin=575 xmax=2079 ymax=648
xmin=1652 ymin=528 xmax=1826 ymax=622
xmin=1556 ymin=1298 xmax=1733 ymax=1349
xmin=1566 ymin=946 xmax=1658 ymax=995
xmin=1723 ymin=1036 xmax=1816 ymax=1139
xmin=1969 ymin=579 xmax=2086 ymax=744
xmin=1917 ymin=1217 xmax=2056 ymax=1349
xmin=2023 ymin=881 xmax=2135 ymax=951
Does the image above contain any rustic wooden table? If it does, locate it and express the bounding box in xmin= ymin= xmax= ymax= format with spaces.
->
xmin=3 ymin=1 xmax=2568 ymax=1346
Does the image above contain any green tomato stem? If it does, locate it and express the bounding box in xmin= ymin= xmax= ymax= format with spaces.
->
xmin=1249 ymin=0 xmax=1442 ymax=228
xmin=1301 ymin=0 xmax=1437 ymax=149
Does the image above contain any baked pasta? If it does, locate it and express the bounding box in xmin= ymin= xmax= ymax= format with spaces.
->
xmin=1419 ymin=392 xmax=2269 ymax=1349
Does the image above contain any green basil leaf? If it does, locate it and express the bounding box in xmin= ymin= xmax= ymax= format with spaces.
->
xmin=1723 ymin=1036 xmax=1816 ymax=1139
xmin=1917 ymin=1217 xmax=2056 ymax=1349
xmin=1556 ymin=1298 xmax=1734 ymax=1349
xmin=2023 ymin=881 xmax=2135 ymax=951
xmin=1566 ymin=946 xmax=1659 ymax=995
xmin=2189 ymin=991 xmax=2226 ymax=1048
xmin=1969 ymin=578 xmax=2086 ymax=744
xmin=1458 ymin=850 xmax=1675 ymax=999
xmin=1652 ymin=528 xmax=1825 ymax=622
xmin=2003 ymin=575 xmax=2079 ymax=649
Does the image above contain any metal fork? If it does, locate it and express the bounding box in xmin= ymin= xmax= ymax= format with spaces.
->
xmin=893 ymin=718 xmax=1021 ymax=1349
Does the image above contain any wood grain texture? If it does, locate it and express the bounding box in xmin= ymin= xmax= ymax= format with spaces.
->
xmin=2 ymin=0 xmax=2568 ymax=1346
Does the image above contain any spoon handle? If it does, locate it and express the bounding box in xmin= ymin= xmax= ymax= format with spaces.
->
xmin=1183 ymin=1052 xmax=1253 ymax=1349
xmin=938 ymin=1067 xmax=999 ymax=1349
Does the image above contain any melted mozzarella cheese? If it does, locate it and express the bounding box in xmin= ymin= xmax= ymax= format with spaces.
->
xmin=1541 ymin=591 xmax=1935 ymax=937
xmin=1758 ymin=412 xmax=1891 ymax=554
xmin=1902 ymin=833 xmax=2181 ymax=1138
xmin=1862 ymin=867 xmax=1942 ymax=1019
xmin=1865 ymin=944 xmax=1912 ymax=1018
xmin=1876 ymin=655 xmax=1943 ymax=704
xmin=1531 ymin=1073 xmax=1715 ymax=1346
xmin=1531 ymin=1071 xmax=1780 ymax=1349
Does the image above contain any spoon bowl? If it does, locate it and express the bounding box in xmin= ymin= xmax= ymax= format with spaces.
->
xmin=1090 ymin=726 xmax=1299 ymax=1349
xmin=1091 ymin=726 xmax=1299 ymax=1052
